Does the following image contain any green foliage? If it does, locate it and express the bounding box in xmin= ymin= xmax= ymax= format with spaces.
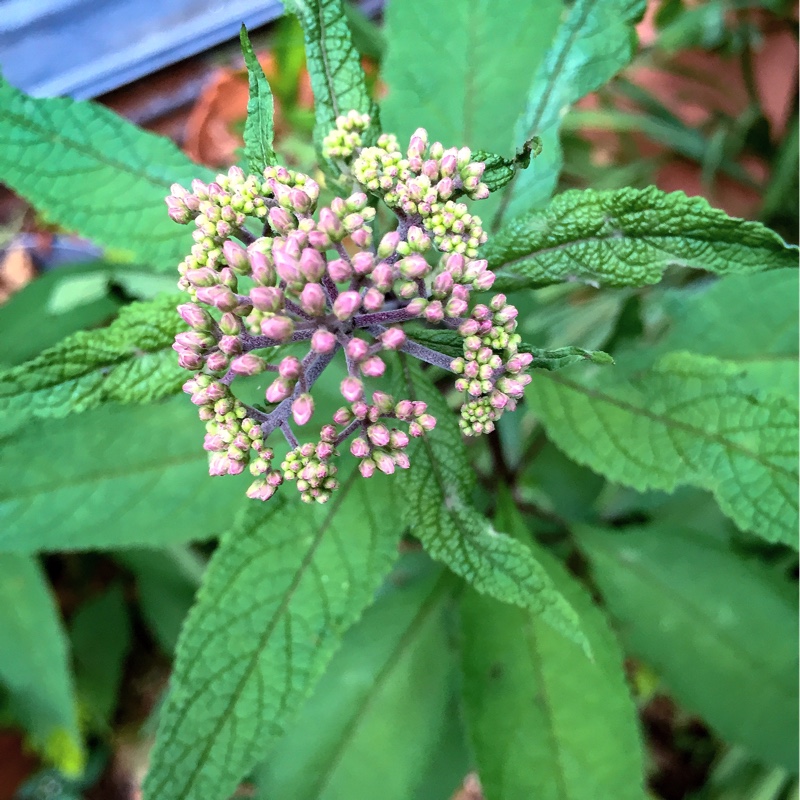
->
xmin=0 ymin=554 xmax=83 ymax=774
xmin=0 ymin=398 xmax=245 ymax=552
xmin=576 ymin=523 xmax=799 ymax=771
xmin=461 ymin=497 xmax=647 ymax=799
xmin=485 ymin=187 xmax=799 ymax=288
xmin=495 ymin=0 xmax=646 ymax=224
xmin=0 ymin=76 xmax=213 ymax=271
xmin=527 ymin=351 xmax=798 ymax=546
xmin=0 ymin=294 xmax=186 ymax=435
xmin=142 ymin=466 xmax=403 ymax=800
xmin=395 ymin=358 xmax=588 ymax=652
xmin=239 ymin=26 xmax=278 ymax=174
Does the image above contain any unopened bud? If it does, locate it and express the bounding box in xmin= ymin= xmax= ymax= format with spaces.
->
xmin=311 ymin=328 xmax=337 ymax=354
xmin=333 ymin=291 xmax=361 ymax=321
xmin=340 ymin=376 xmax=364 ymax=402
xmin=292 ymin=393 xmax=315 ymax=425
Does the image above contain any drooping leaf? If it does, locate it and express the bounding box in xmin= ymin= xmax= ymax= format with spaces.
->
xmin=283 ymin=0 xmax=380 ymax=156
xmin=461 ymin=497 xmax=646 ymax=800
xmin=0 ymin=554 xmax=84 ymax=775
xmin=239 ymin=26 xmax=278 ymax=174
xmin=0 ymin=294 xmax=186 ymax=435
xmin=394 ymin=357 xmax=587 ymax=652
xmin=69 ymin=584 xmax=132 ymax=730
xmin=575 ymin=523 xmax=799 ymax=771
xmin=0 ymin=397 xmax=245 ymax=552
xmin=527 ymin=351 xmax=798 ymax=546
xmin=485 ymin=187 xmax=798 ymax=288
xmin=472 ymin=136 xmax=542 ymax=194
xmin=142 ymin=465 xmax=402 ymax=800
xmin=494 ymin=0 xmax=646 ymax=225
xmin=0 ymin=76 xmax=213 ymax=271
xmin=255 ymin=553 xmax=459 ymax=800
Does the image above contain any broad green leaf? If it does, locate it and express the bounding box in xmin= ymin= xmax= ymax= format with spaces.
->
xmin=283 ymin=0 xmax=380 ymax=154
xmin=0 ymin=397 xmax=245 ymax=552
xmin=0 ymin=76 xmax=214 ymax=271
xmin=255 ymin=553 xmax=459 ymax=800
xmin=142 ymin=465 xmax=402 ymax=800
xmin=494 ymin=0 xmax=646 ymax=225
xmin=486 ymin=187 xmax=799 ymax=288
xmin=527 ymin=351 xmax=798 ymax=546
xmin=461 ymin=498 xmax=646 ymax=800
xmin=70 ymin=584 xmax=131 ymax=730
xmin=240 ymin=26 xmax=277 ymax=174
xmin=575 ymin=523 xmax=799 ymax=771
xmin=0 ymin=554 xmax=84 ymax=774
xmin=0 ymin=294 xmax=186 ymax=435
xmin=395 ymin=357 xmax=587 ymax=652
xmin=381 ymin=0 xmax=562 ymax=160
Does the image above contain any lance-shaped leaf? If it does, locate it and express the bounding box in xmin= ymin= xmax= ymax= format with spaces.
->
xmin=473 ymin=136 xmax=543 ymax=194
xmin=485 ymin=187 xmax=798 ymax=288
xmin=0 ymin=294 xmax=186 ymax=436
xmin=461 ymin=497 xmax=646 ymax=800
xmin=142 ymin=465 xmax=402 ymax=800
xmin=494 ymin=0 xmax=646 ymax=225
xmin=0 ymin=397 xmax=245 ymax=552
xmin=527 ymin=352 xmax=798 ymax=546
xmin=283 ymin=0 xmax=379 ymax=154
xmin=239 ymin=26 xmax=277 ymax=174
xmin=576 ymin=523 xmax=799 ymax=771
xmin=0 ymin=554 xmax=84 ymax=775
xmin=395 ymin=357 xmax=587 ymax=652
xmin=256 ymin=554 xmax=461 ymax=800
xmin=0 ymin=76 xmax=213 ymax=271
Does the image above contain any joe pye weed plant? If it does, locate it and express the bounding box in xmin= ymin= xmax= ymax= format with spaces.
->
xmin=0 ymin=0 xmax=797 ymax=798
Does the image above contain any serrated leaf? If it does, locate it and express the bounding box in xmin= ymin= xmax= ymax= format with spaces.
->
xmin=240 ymin=26 xmax=277 ymax=174
xmin=283 ymin=0 xmax=380 ymax=157
xmin=0 ymin=76 xmax=213 ymax=271
xmin=575 ymin=523 xmax=799 ymax=771
xmin=0 ymin=294 xmax=186 ymax=436
xmin=0 ymin=397 xmax=245 ymax=552
xmin=461 ymin=498 xmax=646 ymax=800
xmin=255 ymin=553 xmax=459 ymax=800
xmin=394 ymin=357 xmax=587 ymax=652
xmin=0 ymin=554 xmax=84 ymax=773
xmin=486 ymin=187 xmax=798 ymax=288
xmin=494 ymin=0 xmax=646 ymax=225
xmin=527 ymin=351 xmax=798 ymax=545
xmin=473 ymin=136 xmax=542 ymax=194
xmin=142 ymin=465 xmax=402 ymax=800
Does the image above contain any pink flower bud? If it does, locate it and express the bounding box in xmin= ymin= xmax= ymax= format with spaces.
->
xmin=278 ymin=356 xmax=302 ymax=380
xmin=373 ymin=450 xmax=396 ymax=475
xmin=474 ymin=270 xmax=495 ymax=290
xmin=308 ymin=230 xmax=330 ymax=249
xmin=399 ymin=254 xmax=429 ymax=280
xmin=311 ymin=328 xmax=337 ymax=353
xmin=333 ymin=407 xmax=352 ymax=425
xmin=360 ymin=356 xmax=385 ymax=377
xmin=230 ymin=353 xmax=266 ymax=376
xmin=260 ymin=315 xmax=295 ymax=341
xmin=250 ymin=286 xmax=284 ymax=313
xmin=178 ymin=352 xmax=203 ymax=370
xmin=359 ymin=459 xmax=376 ymax=478
xmin=177 ymin=302 xmax=211 ymax=330
xmin=495 ymin=305 xmax=518 ymax=324
xmin=352 ymin=400 xmax=369 ymax=419
xmin=350 ymin=437 xmax=370 ymax=458
xmin=266 ymin=377 xmax=293 ymax=403
xmin=218 ymin=335 xmax=242 ymax=356
xmin=318 ymin=207 xmax=343 ymax=239
xmin=446 ymin=297 xmax=468 ymax=317
xmin=273 ymin=249 xmax=300 ymax=285
xmin=185 ymin=267 xmax=218 ymax=287
xmin=458 ymin=318 xmax=480 ymax=336
xmin=333 ymin=291 xmax=361 ymax=321
xmin=380 ymin=327 xmax=406 ymax=350
xmin=206 ymin=351 xmax=229 ymax=371
xmin=377 ymin=231 xmax=401 ymax=258
xmin=196 ymin=285 xmax=237 ymax=311
xmin=359 ymin=287 xmax=382 ymax=312
xmin=248 ymin=249 xmax=275 ymax=285
xmin=300 ymin=282 xmax=327 ymax=316
xmin=218 ymin=312 xmax=241 ymax=336
xmin=292 ymin=393 xmax=315 ymax=425
xmin=346 ymin=192 xmax=368 ymax=211
xmin=290 ymin=189 xmax=312 ymax=213
xmin=350 ymin=251 xmax=374 ymax=276
xmin=316 ymin=441 xmax=334 ymax=460
xmin=394 ymin=452 xmax=410 ymax=469
xmin=340 ymin=376 xmax=364 ymax=402
xmin=327 ymin=258 xmax=352 ymax=282
xmin=406 ymin=298 xmax=428 ymax=317
xmin=367 ymin=424 xmax=390 ymax=447
xmin=390 ymin=430 xmax=409 ymax=449
xmin=395 ymin=400 xmax=414 ymax=420
xmin=371 ymin=262 xmax=395 ymax=292
xmin=299 ymin=248 xmax=326 ymax=282
xmin=223 ymin=240 xmax=249 ymax=271
xmin=424 ymin=301 xmax=444 ymax=324
xmin=346 ymin=338 xmax=370 ymax=361
xmin=351 ymin=227 xmax=372 ymax=248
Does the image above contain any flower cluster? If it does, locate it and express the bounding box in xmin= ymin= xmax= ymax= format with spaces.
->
xmin=167 ymin=113 xmax=531 ymax=503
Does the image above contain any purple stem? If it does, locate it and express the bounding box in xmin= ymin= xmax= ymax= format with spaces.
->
xmin=235 ymin=227 xmax=257 ymax=246
xmin=334 ymin=418 xmax=361 ymax=445
xmin=354 ymin=308 xmax=417 ymax=328
xmin=367 ymin=324 xmax=456 ymax=372
xmin=280 ymin=421 xmax=299 ymax=448
xmin=241 ymin=327 xmax=315 ymax=351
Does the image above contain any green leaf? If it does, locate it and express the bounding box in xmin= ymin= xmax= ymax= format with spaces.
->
xmin=0 ymin=294 xmax=186 ymax=435
xmin=485 ymin=187 xmax=799 ymax=289
xmin=239 ymin=26 xmax=277 ymax=174
xmin=0 ymin=397 xmax=245 ymax=552
xmin=494 ymin=0 xmax=646 ymax=225
xmin=575 ymin=523 xmax=799 ymax=771
xmin=0 ymin=554 xmax=84 ymax=774
xmin=526 ymin=351 xmax=799 ymax=546
xmin=283 ymin=0 xmax=379 ymax=156
xmin=473 ymin=136 xmax=542 ymax=194
xmin=142 ymin=465 xmax=402 ymax=800
xmin=255 ymin=553 xmax=459 ymax=800
xmin=461 ymin=499 xmax=646 ymax=800
xmin=70 ymin=584 xmax=131 ymax=730
xmin=0 ymin=76 xmax=214 ymax=271
xmin=394 ymin=357 xmax=587 ymax=652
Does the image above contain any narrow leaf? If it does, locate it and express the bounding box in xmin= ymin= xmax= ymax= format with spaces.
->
xmin=0 ymin=397 xmax=245 ymax=552
xmin=461 ymin=499 xmax=646 ymax=800
xmin=142 ymin=465 xmax=402 ymax=800
xmin=0 ymin=294 xmax=186 ymax=435
xmin=239 ymin=26 xmax=277 ymax=174
xmin=527 ymin=352 xmax=799 ymax=546
xmin=576 ymin=523 xmax=799 ymax=771
xmin=486 ymin=187 xmax=798 ymax=288
xmin=0 ymin=554 xmax=84 ymax=774
xmin=473 ymin=136 xmax=542 ymax=194
xmin=395 ymin=358 xmax=587 ymax=652
xmin=494 ymin=0 xmax=646 ymax=225
xmin=0 ymin=76 xmax=213 ymax=271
